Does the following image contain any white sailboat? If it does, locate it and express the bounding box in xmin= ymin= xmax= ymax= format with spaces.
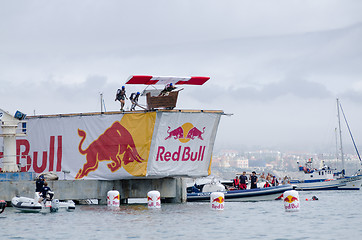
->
xmin=291 ymin=99 xmax=362 ymax=191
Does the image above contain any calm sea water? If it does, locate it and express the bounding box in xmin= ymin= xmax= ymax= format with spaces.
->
xmin=1 ymin=190 xmax=361 ymax=240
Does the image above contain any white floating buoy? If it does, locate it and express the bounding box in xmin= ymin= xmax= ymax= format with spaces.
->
xmin=283 ymin=190 xmax=300 ymax=212
xmin=147 ymin=190 xmax=161 ymax=209
xmin=107 ymin=190 xmax=120 ymax=207
xmin=210 ymin=192 xmax=224 ymax=210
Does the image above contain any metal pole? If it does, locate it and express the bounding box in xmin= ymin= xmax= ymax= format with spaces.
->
xmin=100 ymin=92 xmax=103 ymax=113
xmin=337 ymin=98 xmax=345 ymax=176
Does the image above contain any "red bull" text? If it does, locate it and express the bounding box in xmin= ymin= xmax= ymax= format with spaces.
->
xmin=156 ymin=146 xmax=206 ymax=161
xmin=0 ymin=137 xmax=62 ymax=173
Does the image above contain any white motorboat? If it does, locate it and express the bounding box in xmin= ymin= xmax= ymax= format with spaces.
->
xmin=290 ymin=159 xmax=362 ymax=190
xmin=291 ymin=99 xmax=362 ymax=191
xmin=11 ymin=192 xmax=75 ymax=213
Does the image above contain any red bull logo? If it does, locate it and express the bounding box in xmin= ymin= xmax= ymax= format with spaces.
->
xmin=157 ymin=122 xmax=206 ymax=162
xmin=284 ymin=194 xmax=300 ymax=211
xmin=147 ymin=196 xmax=161 ymax=207
xmin=211 ymin=196 xmax=224 ymax=210
xmin=75 ymin=114 xmax=153 ymax=179
xmin=165 ymin=123 xmax=205 ymax=143
xmin=284 ymin=195 xmax=299 ymax=203
xmin=147 ymin=196 xmax=161 ymax=201
xmin=212 ymin=196 xmax=224 ymax=203
xmin=107 ymin=195 xmax=120 ymax=205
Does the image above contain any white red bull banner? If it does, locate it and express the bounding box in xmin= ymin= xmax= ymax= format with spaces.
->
xmin=0 ymin=111 xmax=221 ymax=180
xmin=147 ymin=112 xmax=221 ymax=177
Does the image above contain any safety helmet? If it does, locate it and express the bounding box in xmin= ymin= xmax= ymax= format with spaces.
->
xmin=122 ymin=86 xmax=125 ymax=89
xmin=137 ymin=92 xmax=140 ymax=95
xmin=170 ymin=83 xmax=173 ymax=86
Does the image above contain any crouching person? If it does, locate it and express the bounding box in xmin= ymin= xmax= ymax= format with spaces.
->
xmin=38 ymin=182 xmax=53 ymax=203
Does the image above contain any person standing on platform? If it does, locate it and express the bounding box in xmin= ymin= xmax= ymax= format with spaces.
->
xmin=115 ymin=86 xmax=128 ymax=111
xmin=250 ymin=171 xmax=258 ymax=189
xmin=130 ymin=92 xmax=140 ymax=111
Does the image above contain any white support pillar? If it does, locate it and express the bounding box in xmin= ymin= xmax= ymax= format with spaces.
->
xmin=0 ymin=109 xmax=26 ymax=172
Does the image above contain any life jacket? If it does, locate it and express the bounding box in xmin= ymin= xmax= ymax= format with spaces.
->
xmin=233 ymin=178 xmax=240 ymax=187
xmin=264 ymin=182 xmax=271 ymax=188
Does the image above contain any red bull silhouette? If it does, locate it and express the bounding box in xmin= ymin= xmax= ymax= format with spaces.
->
xmin=212 ymin=196 xmax=224 ymax=203
xmin=147 ymin=196 xmax=161 ymax=201
xmin=186 ymin=127 xmax=205 ymax=140
xmin=165 ymin=126 xmax=184 ymax=140
xmin=76 ymin=121 xmax=144 ymax=179
xmin=284 ymin=195 xmax=299 ymax=203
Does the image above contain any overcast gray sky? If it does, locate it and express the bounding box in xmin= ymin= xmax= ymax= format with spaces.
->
xmin=1 ymin=0 xmax=362 ymax=153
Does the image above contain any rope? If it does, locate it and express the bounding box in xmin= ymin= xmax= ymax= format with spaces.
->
xmin=339 ymin=101 xmax=362 ymax=164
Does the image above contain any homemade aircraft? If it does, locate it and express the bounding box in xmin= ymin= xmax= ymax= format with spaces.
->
xmin=125 ymin=75 xmax=210 ymax=110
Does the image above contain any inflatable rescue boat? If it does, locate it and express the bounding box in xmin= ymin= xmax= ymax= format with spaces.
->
xmin=0 ymin=200 xmax=6 ymax=214
xmin=11 ymin=192 xmax=75 ymax=213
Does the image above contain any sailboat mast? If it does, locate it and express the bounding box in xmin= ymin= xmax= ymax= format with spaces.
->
xmin=335 ymin=127 xmax=339 ymax=162
xmin=337 ymin=98 xmax=345 ymax=176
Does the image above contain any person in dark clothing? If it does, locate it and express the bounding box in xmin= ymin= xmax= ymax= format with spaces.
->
xmin=239 ymin=171 xmax=248 ymax=190
xmin=130 ymin=92 xmax=140 ymax=111
xmin=39 ymin=182 xmax=53 ymax=203
xmin=35 ymin=175 xmax=45 ymax=192
xmin=191 ymin=183 xmax=201 ymax=193
xmin=159 ymin=83 xmax=176 ymax=96
xmin=115 ymin=86 xmax=128 ymax=111
xmin=250 ymin=171 xmax=258 ymax=189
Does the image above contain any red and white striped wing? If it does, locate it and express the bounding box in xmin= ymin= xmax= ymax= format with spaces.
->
xmin=126 ymin=75 xmax=210 ymax=85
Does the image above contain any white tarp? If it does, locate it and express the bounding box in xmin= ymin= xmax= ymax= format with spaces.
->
xmin=147 ymin=112 xmax=221 ymax=177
